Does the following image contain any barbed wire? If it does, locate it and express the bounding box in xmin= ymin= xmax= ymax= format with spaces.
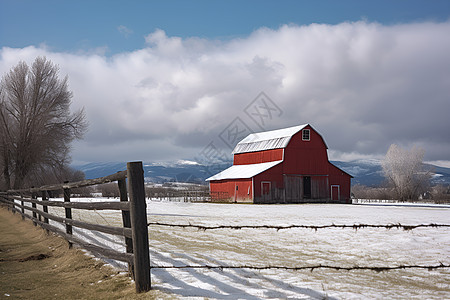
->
xmin=147 ymin=222 xmax=450 ymax=231
xmin=150 ymin=263 xmax=449 ymax=272
xmin=148 ymin=223 xmax=449 ymax=273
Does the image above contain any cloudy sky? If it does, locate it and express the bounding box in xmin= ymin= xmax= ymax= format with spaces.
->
xmin=1 ymin=1 xmax=450 ymax=167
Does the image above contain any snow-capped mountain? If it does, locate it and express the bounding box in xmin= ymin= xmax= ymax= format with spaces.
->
xmin=73 ymin=160 xmax=232 ymax=184
xmin=73 ymin=159 xmax=450 ymax=186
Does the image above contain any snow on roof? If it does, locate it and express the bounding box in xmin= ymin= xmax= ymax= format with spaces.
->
xmin=232 ymin=124 xmax=308 ymax=154
xmin=206 ymin=160 xmax=283 ymax=181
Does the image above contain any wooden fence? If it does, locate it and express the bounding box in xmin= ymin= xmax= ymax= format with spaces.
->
xmin=0 ymin=161 xmax=150 ymax=293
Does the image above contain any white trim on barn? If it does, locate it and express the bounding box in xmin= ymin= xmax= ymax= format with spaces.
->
xmin=331 ymin=185 xmax=340 ymax=201
xmin=205 ymin=160 xmax=283 ymax=181
xmin=261 ymin=181 xmax=272 ymax=199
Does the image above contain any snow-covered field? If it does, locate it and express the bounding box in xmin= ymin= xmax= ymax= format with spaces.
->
xmin=20 ymin=199 xmax=450 ymax=299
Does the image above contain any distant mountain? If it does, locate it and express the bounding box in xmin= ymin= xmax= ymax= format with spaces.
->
xmin=73 ymin=159 xmax=450 ymax=186
xmin=73 ymin=160 xmax=232 ymax=185
xmin=330 ymin=160 xmax=385 ymax=186
xmin=74 ymin=162 xmax=127 ymax=179
xmin=425 ymin=164 xmax=450 ymax=185
xmin=331 ymin=160 xmax=450 ymax=186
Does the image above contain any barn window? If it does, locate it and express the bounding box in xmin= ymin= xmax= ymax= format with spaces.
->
xmin=302 ymin=129 xmax=310 ymax=141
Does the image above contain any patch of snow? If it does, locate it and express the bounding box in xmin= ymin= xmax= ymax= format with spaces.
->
xmin=177 ymin=159 xmax=200 ymax=166
xmin=339 ymin=165 xmax=369 ymax=176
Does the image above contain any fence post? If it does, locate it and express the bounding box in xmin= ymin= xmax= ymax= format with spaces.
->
xmin=64 ymin=182 xmax=73 ymax=248
xmin=118 ymin=176 xmax=134 ymax=275
xmin=42 ymin=190 xmax=49 ymax=234
xmin=31 ymin=188 xmax=37 ymax=226
xmin=127 ymin=161 xmax=151 ymax=293
xmin=20 ymin=193 xmax=25 ymax=220
xmin=10 ymin=192 xmax=15 ymax=213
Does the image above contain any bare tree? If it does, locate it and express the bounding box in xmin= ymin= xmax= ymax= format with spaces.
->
xmin=431 ymin=184 xmax=450 ymax=203
xmin=351 ymin=184 xmax=395 ymax=200
xmin=381 ymin=144 xmax=431 ymax=201
xmin=0 ymin=57 xmax=87 ymax=189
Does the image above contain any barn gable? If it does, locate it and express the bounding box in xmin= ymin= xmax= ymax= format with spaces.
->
xmin=232 ymin=124 xmax=328 ymax=155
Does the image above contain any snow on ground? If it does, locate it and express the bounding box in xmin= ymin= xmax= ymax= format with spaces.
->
xmin=353 ymin=198 xmax=450 ymax=208
xmin=17 ymin=198 xmax=450 ymax=299
xmin=145 ymin=201 xmax=450 ymax=299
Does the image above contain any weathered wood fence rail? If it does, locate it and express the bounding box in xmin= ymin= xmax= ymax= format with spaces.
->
xmin=0 ymin=161 xmax=150 ymax=293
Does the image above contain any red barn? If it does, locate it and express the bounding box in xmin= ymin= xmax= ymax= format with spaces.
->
xmin=206 ymin=124 xmax=352 ymax=204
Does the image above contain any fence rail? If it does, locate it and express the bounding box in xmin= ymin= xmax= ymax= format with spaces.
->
xmin=0 ymin=161 xmax=150 ymax=293
xmin=8 ymin=195 xmax=130 ymax=210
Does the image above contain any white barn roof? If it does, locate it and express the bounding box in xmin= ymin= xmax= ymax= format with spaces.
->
xmin=206 ymin=160 xmax=283 ymax=181
xmin=232 ymin=124 xmax=308 ymax=154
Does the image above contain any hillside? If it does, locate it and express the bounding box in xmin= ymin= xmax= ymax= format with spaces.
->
xmin=74 ymin=160 xmax=231 ymax=184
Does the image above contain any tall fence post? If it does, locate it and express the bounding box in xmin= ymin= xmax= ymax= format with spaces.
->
xmin=64 ymin=182 xmax=73 ymax=248
xmin=127 ymin=161 xmax=151 ymax=293
xmin=118 ymin=176 xmax=134 ymax=275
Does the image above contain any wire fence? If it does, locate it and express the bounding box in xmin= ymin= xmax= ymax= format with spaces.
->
xmin=148 ymin=222 xmax=450 ymax=231
xmin=148 ymin=221 xmax=450 ymax=272
xmin=150 ymin=263 xmax=450 ymax=272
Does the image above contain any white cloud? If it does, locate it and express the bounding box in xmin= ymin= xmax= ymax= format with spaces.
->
xmin=1 ymin=21 xmax=450 ymax=166
xmin=117 ymin=25 xmax=133 ymax=38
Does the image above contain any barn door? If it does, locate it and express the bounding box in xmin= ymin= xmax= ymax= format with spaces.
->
xmin=285 ymin=175 xmax=301 ymax=201
xmin=331 ymin=185 xmax=340 ymax=201
xmin=261 ymin=181 xmax=271 ymax=201
xmin=303 ymin=176 xmax=311 ymax=199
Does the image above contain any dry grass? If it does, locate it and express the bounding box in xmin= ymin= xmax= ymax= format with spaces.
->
xmin=0 ymin=207 xmax=172 ymax=300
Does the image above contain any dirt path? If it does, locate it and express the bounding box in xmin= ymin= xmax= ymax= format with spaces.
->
xmin=0 ymin=207 xmax=170 ymax=299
